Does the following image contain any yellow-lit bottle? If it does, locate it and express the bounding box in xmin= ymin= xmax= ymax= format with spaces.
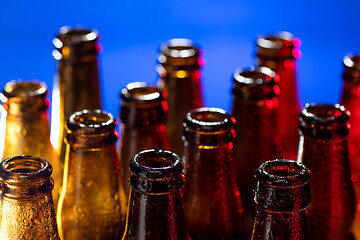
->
xmin=51 ymin=26 xmax=102 ymax=168
xmin=57 ymin=109 xmax=126 ymax=239
xmin=0 ymin=80 xmax=62 ymax=206
xmin=0 ymin=155 xmax=60 ymax=239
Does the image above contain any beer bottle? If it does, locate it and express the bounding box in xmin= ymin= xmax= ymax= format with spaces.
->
xmin=0 ymin=155 xmax=60 ymax=239
xmin=57 ymin=109 xmax=126 ymax=239
xmin=256 ymin=31 xmax=301 ymax=160
xmin=119 ymin=82 xmax=170 ymax=197
xmin=230 ymin=66 xmax=280 ymax=236
xmin=122 ymin=149 xmax=190 ymax=240
xmin=298 ymin=103 xmax=355 ymax=239
xmin=251 ymin=159 xmax=311 ymax=240
xmin=182 ymin=107 xmax=243 ymax=239
xmin=0 ymin=80 xmax=62 ymax=206
xmin=51 ymin=26 xmax=102 ymax=167
xmin=156 ymin=38 xmax=204 ymax=156
xmin=340 ymin=54 xmax=360 ymax=238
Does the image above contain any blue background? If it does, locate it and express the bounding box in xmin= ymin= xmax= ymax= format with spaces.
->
xmin=0 ymin=1 xmax=359 ymax=119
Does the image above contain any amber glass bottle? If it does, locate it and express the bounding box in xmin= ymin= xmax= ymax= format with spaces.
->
xmin=230 ymin=66 xmax=280 ymax=236
xmin=0 ymin=80 xmax=62 ymax=206
xmin=251 ymin=159 xmax=311 ymax=240
xmin=119 ymin=82 xmax=170 ymax=197
xmin=51 ymin=26 xmax=102 ymax=167
xmin=256 ymin=31 xmax=301 ymax=160
xmin=340 ymin=54 xmax=360 ymax=238
xmin=298 ymin=104 xmax=355 ymax=239
xmin=57 ymin=109 xmax=126 ymax=240
xmin=156 ymin=38 xmax=204 ymax=156
xmin=122 ymin=149 xmax=190 ymax=240
xmin=182 ymin=107 xmax=243 ymax=239
xmin=0 ymin=155 xmax=60 ymax=239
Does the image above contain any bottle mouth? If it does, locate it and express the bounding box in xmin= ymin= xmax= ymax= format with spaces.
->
xmin=160 ymin=38 xmax=200 ymax=59
xmin=54 ymin=26 xmax=98 ymax=47
xmin=233 ymin=66 xmax=276 ymax=86
xmin=1 ymin=80 xmax=48 ymax=99
xmin=120 ymin=82 xmax=164 ymax=103
xmin=344 ymin=54 xmax=360 ymax=70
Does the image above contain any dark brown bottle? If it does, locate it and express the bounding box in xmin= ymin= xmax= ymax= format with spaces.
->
xmin=0 ymin=155 xmax=60 ymax=239
xmin=340 ymin=54 xmax=360 ymax=239
xmin=156 ymin=38 xmax=204 ymax=156
xmin=298 ymin=104 xmax=355 ymax=239
xmin=251 ymin=159 xmax=311 ymax=240
xmin=230 ymin=66 xmax=280 ymax=236
xmin=118 ymin=82 xmax=170 ymax=197
xmin=256 ymin=31 xmax=301 ymax=160
xmin=182 ymin=107 xmax=243 ymax=239
xmin=51 ymin=26 xmax=102 ymax=167
xmin=122 ymin=149 xmax=190 ymax=240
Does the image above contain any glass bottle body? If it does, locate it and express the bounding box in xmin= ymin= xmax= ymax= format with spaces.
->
xmin=298 ymin=104 xmax=355 ymax=239
xmin=182 ymin=107 xmax=243 ymax=239
xmin=57 ymin=110 xmax=126 ymax=240
xmin=156 ymin=38 xmax=204 ymax=156
xmin=0 ymin=155 xmax=59 ymax=240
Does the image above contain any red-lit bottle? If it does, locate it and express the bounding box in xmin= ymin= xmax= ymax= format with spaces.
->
xmin=156 ymin=38 xmax=204 ymax=156
xmin=340 ymin=54 xmax=360 ymax=239
xmin=256 ymin=31 xmax=301 ymax=160
xmin=122 ymin=149 xmax=190 ymax=240
xmin=251 ymin=159 xmax=311 ymax=240
xmin=298 ymin=104 xmax=355 ymax=239
xmin=230 ymin=66 xmax=280 ymax=237
xmin=182 ymin=107 xmax=243 ymax=239
xmin=118 ymin=82 xmax=170 ymax=197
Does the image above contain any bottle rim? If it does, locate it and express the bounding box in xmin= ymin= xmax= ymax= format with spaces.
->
xmin=120 ymin=82 xmax=165 ymax=104
xmin=232 ymin=66 xmax=277 ymax=86
xmin=53 ymin=26 xmax=98 ymax=48
xmin=159 ymin=38 xmax=200 ymax=59
xmin=1 ymin=80 xmax=48 ymax=99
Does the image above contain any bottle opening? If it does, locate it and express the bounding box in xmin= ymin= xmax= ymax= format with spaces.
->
xmin=2 ymin=80 xmax=47 ymax=98
xmin=57 ymin=27 xmax=98 ymax=44
xmin=301 ymin=104 xmax=348 ymax=123
xmin=257 ymin=31 xmax=299 ymax=49
xmin=121 ymin=82 xmax=162 ymax=102
xmin=233 ymin=67 xmax=275 ymax=86
xmin=264 ymin=161 xmax=302 ymax=177
xmin=161 ymin=38 xmax=199 ymax=58
xmin=3 ymin=157 xmax=46 ymax=173
xmin=344 ymin=54 xmax=360 ymax=69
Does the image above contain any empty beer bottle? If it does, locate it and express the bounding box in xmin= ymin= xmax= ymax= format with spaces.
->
xmin=256 ymin=31 xmax=301 ymax=160
xmin=182 ymin=107 xmax=244 ymax=239
xmin=57 ymin=109 xmax=126 ymax=239
xmin=122 ymin=149 xmax=190 ymax=240
xmin=298 ymin=104 xmax=355 ymax=239
xmin=119 ymin=82 xmax=170 ymax=197
xmin=156 ymin=38 xmax=204 ymax=156
xmin=51 ymin=26 xmax=102 ymax=168
xmin=340 ymin=54 xmax=360 ymax=238
xmin=251 ymin=159 xmax=311 ymax=240
xmin=230 ymin=66 xmax=280 ymax=237
xmin=0 ymin=80 xmax=62 ymax=206
xmin=0 ymin=155 xmax=60 ymax=239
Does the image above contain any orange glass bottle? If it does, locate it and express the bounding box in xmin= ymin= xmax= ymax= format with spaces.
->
xmin=182 ymin=107 xmax=243 ymax=239
xmin=156 ymin=38 xmax=204 ymax=156
xmin=298 ymin=104 xmax=355 ymax=239
xmin=57 ymin=109 xmax=126 ymax=239
xmin=51 ymin=26 xmax=102 ymax=167
xmin=118 ymin=82 xmax=170 ymax=197
xmin=122 ymin=149 xmax=190 ymax=240
xmin=230 ymin=66 xmax=280 ymax=236
xmin=0 ymin=155 xmax=60 ymax=239
xmin=340 ymin=54 xmax=360 ymax=238
xmin=256 ymin=31 xmax=301 ymax=160
xmin=0 ymin=80 xmax=62 ymax=206
xmin=251 ymin=159 xmax=311 ymax=240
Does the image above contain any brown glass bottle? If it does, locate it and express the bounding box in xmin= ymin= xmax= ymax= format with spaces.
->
xmin=230 ymin=66 xmax=280 ymax=236
xmin=119 ymin=82 xmax=170 ymax=197
xmin=182 ymin=107 xmax=243 ymax=239
xmin=298 ymin=104 xmax=355 ymax=239
xmin=340 ymin=54 xmax=360 ymax=239
xmin=57 ymin=109 xmax=126 ymax=240
xmin=51 ymin=26 xmax=102 ymax=168
xmin=0 ymin=155 xmax=60 ymax=239
xmin=0 ymin=80 xmax=62 ymax=206
xmin=122 ymin=149 xmax=190 ymax=240
xmin=251 ymin=159 xmax=311 ymax=240
xmin=156 ymin=38 xmax=204 ymax=156
xmin=256 ymin=31 xmax=301 ymax=160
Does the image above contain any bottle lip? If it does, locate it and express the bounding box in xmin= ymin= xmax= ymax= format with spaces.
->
xmin=53 ymin=26 xmax=98 ymax=47
xmin=255 ymin=159 xmax=310 ymax=187
xmin=130 ymin=149 xmax=183 ymax=179
xmin=344 ymin=54 xmax=360 ymax=70
xmin=159 ymin=38 xmax=200 ymax=59
xmin=1 ymin=80 xmax=48 ymax=99
xmin=300 ymin=103 xmax=349 ymax=124
xmin=233 ymin=66 xmax=277 ymax=86
xmin=183 ymin=107 xmax=235 ymax=133
xmin=67 ymin=109 xmax=116 ymax=134
xmin=120 ymin=82 xmax=165 ymax=104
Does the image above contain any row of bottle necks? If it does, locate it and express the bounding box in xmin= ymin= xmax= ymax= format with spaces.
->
xmin=0 ymin=25 xmax=359 ymax=239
